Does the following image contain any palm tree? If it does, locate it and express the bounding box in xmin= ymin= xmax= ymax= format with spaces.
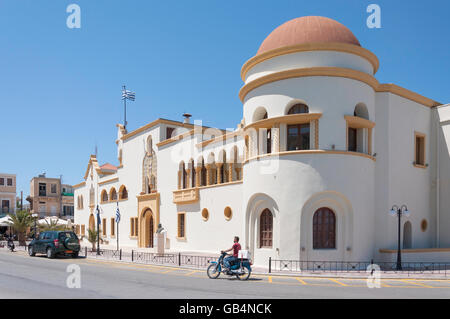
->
xmin=39 ymin=219 xmax=69 ymax=232
xmin=87 ymin=228 xmax=100 ymax=252
xmin=6 ymin=210 xmax=33 ymax=246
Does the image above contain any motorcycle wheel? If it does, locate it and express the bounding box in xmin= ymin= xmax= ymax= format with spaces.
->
xmin=236 ymin=266 xmax=251 ymax=281
xmin=207 ymin=264 xmax=221 ymax=279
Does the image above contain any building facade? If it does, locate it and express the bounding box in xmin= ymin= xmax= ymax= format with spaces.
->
xmin=74 ymin=16 xmax=449 ymax=266
xmin=28 ymin=174 xmax=74 ymax=220
xmin=0 ymin=173 xmax=16 ymax=217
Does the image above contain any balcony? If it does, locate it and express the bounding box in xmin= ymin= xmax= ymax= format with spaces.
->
xmin=172 ymin=188 xmax=199 ymax=204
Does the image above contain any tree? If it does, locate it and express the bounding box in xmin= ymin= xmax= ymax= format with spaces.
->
xmin=6 ymin=210 xmax=33 ymax=246
xmin=87 ymin=228 xmax=100 ymax=252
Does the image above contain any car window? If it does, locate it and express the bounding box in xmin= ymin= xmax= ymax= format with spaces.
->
xmin=44 ymin=232 xmax=52 ymax=240
xmin=38 ymin=233 xmax=45 ymax=240
xmin=59 ymin=232 xmax=78 ymax=240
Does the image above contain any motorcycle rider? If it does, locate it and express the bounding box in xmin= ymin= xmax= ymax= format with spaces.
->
xmin=221 ymin=236 xmax=241 ymax=273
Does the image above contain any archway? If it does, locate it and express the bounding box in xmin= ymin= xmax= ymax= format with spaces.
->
xmin=403 ymin=221 xmax=412 ymax=249
xmin=245 ymin=193 xmax=279 ymax=266
xmin=140 ymin=208 xmax=154 ymax=248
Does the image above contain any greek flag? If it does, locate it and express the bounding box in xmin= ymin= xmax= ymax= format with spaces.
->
xmin=122 ymin=89 xmax=135 ymax=101
xmin=96 ymin=205 xmax=101 ymax=226
xmin=115 ymin=202 xmax=121 ymax=223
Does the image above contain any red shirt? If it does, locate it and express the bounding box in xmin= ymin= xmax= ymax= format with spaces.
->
xmin=232 ymin=243 xmax=241 ymax=257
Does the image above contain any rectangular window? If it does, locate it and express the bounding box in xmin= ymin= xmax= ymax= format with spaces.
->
xmin=7 ymin=178 xmax=12 ymax=186
xmin=102 ymin=218 xmax=107 ymax=236
xmin=287 ymin=124 xmax=310 ymax=151
xmin=130 ymin=217 xmax=138 ymax=237
xmin=0 ymin=178 xmax=4 ymax=186
xmin=178 ymin=213 xmax=185 ymax=238
xmin=39 ymin=183 xmax=46 ymax=196
xmin=415 ymin=133 xmax=426 ymax=166
xmin=111 ymin=218 xmax=115 ymax=236
xmin=51 ymin=184 xmax=57 ymax=194
xmin=348 ymin=127 xmax=357 ymax=152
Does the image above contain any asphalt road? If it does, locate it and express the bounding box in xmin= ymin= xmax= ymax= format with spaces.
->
xmin=0 ymin=250 xmax=450 ymax=299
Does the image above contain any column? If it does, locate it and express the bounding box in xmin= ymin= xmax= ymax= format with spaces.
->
xmin=206 ymin=165 xmax=211 ymax=186
xmin=217 ymin=163 xmax=223 ymax=184
xmin=195 ymin=166 xmax=201 ymax=187
xmin=228 ymin=163 xmax=233 ymax=182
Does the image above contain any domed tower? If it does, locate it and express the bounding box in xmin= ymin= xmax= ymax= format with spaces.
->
xmin=241 ymin=16 xmax=378 ymax=266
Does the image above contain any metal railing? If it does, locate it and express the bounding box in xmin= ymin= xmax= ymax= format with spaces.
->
xmin=80 ymin=248 xmax=217 ymax=269
xmin=268 ymin=258 xmax=450 ymax=276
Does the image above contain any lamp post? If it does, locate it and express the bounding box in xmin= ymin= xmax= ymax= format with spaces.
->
xmin=390 ymin=205 xmax=410 ymax=270
xmin=31 ymin=213 xmax=38 ymax=239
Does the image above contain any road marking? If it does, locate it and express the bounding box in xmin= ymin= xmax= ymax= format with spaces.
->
xmin=268 ymin=276 xmax=273 ymax=283
xmin=184 ymin=270 xmax=200 ymax=276
xmin=327 ymin=278 xmax=348 ymax=287
xmin=401 ymin=280 xmax=434 ymax=288
xmin=295 ymin=277 xmax=307 ymax=285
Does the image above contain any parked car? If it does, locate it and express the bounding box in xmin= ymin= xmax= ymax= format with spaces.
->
xmin=28 ymin=231 xmax=80 ymax=259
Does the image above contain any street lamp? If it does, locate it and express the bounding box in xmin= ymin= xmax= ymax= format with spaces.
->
xmin=31 ymin=213 xmax=38 ymax=239
xmin=390 ymin=205 xmax=410 ymax=270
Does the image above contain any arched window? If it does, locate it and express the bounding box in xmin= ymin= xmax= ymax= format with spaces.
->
xmin=80 ymin=195 xmax=84 ymax=209
xmin=313 ymin=207 xmax=336 ymax=249
xmin=101 ymin=190 xmax=108 ymax=203
xmin=260 ymin=209 xmax=273 ymax=248
xmin=253 ymin=106 xmax=268 ymax=122
xmin=354 ymin=103 xmax=369 ymax=120
xmin=89 ymin=186 xmax=95 ymax=207
xmin=287 ymin=103 xmax=309 ymax=115
xmin=119 ymin=186 xmax=128 ymax=200
xmin=110 ymin=188 xmax=117 ymax=201
xmin=190 ymin=159 xmax=196 ymax=188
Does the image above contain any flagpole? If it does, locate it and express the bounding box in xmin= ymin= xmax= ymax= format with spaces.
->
xmin=122 ymin=85 xmax=127 ymax=130
xmin=96 ymin=205 xmax=100 ymax=255
xmin=116 ymin=202 xmax=119 ymax=251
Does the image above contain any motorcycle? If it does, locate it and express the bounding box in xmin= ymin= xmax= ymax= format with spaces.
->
xmin=207 ymin=252 xmax=252 ymax=280
xmin=7 ymin=239 xmax=15 ymax=252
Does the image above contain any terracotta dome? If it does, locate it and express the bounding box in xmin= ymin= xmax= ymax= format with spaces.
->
xmin=257 ymin=16 xmax=361 ymax=55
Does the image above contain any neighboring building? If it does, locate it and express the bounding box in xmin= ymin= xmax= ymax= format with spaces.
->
xmin=0 ymin=173 xmax=16 ymax=217
xmin=74 ymin=16 xmax=449 ymax=266
xmin=28 ymin=174 xmax=74 ymax=220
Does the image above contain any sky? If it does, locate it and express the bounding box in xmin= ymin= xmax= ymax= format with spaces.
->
xmin=0 ymin=0 xmax=448 ymax=198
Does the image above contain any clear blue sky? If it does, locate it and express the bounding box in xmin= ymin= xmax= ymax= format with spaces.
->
xmin=0 ymin=0 xmax=448 ymax=199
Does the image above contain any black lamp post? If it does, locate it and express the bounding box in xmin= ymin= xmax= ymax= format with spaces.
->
xmin=390 ymin=205 xmax=410 ymax=270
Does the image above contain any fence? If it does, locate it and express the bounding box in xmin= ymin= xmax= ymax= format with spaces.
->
xmin=80 ymin=248 xmax=216 ymax=269
xmin=268 ymin=258 xmax=450 ymax=276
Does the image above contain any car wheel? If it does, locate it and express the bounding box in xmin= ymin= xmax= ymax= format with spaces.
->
xmin=46 ymin=247 xmax=55 ymax=259
xmin=72 ymin=252 xmax=79 ymax=258
xmin=28 ymin=246 xmax=35 ymax=257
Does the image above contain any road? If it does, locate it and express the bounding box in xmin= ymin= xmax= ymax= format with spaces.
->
xmin=0 ymin=250 xmax=450 ymax=299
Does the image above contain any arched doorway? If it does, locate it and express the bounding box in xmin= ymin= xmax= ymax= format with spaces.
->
xmin=403 ymin=221 xmax=412 ymax=249
xmin=89 ymin=214 xmax=95 ymax=231
xmin=141 ymin=209 xmax=154 ymax=248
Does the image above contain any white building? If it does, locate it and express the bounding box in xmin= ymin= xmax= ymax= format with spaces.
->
xmin=74 ymin=16 xmax=450 ymax=266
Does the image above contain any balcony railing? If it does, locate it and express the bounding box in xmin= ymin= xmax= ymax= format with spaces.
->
xmin=172 ymin=188 xmax=199 ymax=204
